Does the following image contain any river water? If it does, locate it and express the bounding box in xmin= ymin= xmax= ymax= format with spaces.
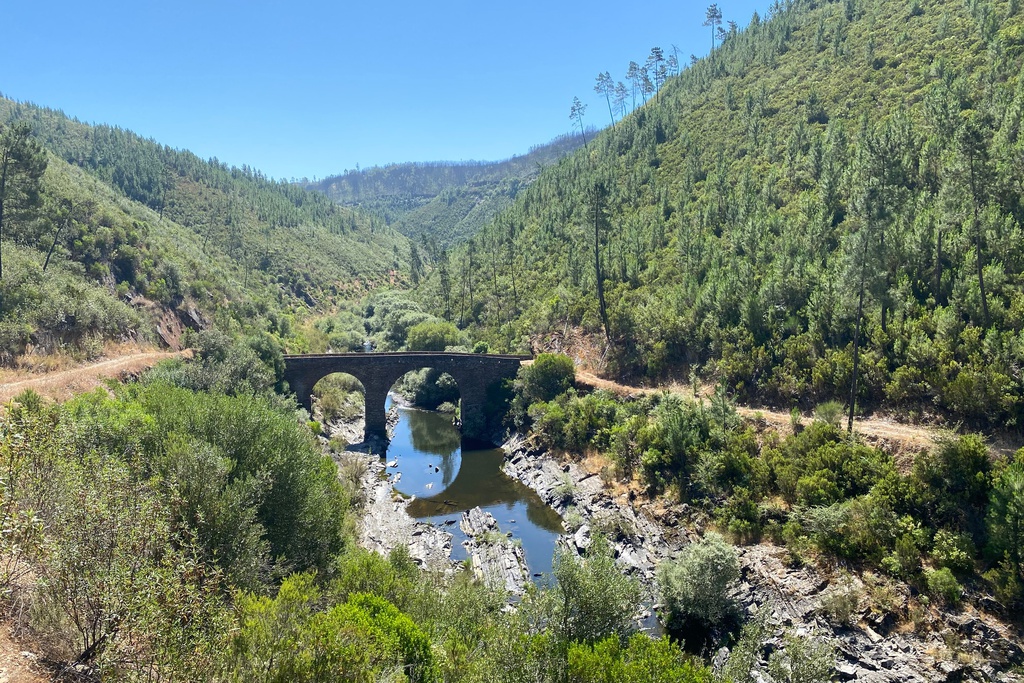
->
xmin=385 ymin=399 xmax=564 ymax=580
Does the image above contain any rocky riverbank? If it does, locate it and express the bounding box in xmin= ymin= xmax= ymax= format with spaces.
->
xmin=339 ymin=403 xmax=537 ymax=592
xmin=355 ymin=445 xmax=457 ymax=571
xmin=501 ymin=434 xmax=1024 ymax=683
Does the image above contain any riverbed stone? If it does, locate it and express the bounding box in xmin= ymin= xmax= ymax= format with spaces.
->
xmin=460 ymin=507 xmax=529 ymax=595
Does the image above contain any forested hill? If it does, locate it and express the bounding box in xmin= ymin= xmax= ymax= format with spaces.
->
xmin=0 ymin=96 xmax=408 ymax=361
xmin=420 ymin=0 xmax=1024 ymax=428
xmin=304 ymin=132 xmax=587 ymax=248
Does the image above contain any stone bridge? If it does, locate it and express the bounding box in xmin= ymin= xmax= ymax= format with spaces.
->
xmin=283 ymin=352 xmax=530 ymax=444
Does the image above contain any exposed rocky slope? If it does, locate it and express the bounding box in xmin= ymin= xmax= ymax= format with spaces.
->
xmin=502 ymin=435 xmax=1024 ymax=682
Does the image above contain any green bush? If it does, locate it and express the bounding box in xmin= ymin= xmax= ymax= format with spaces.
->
xmin=65 ymin=384 xmax=348 ymax=581
xmin=551 ymin=536 xmax=642 ymax=645
xmin=766 ymin=632 xmax=836 ymax=683
xmin=519 ymin=353 xmax=575 ymax=404
xmin=5 ymin=404 xmax=229 ymax=677
xmin=987 ymin=449 xmax=1024 ymax=585
xmin=931 ymin=529 xmax=976 ymax=574
xmin=911 ymin=434 xmax=991 ymax=541
xmin=227 ymin=575 xmax=437 ymax=683
xmin=657 ymin=532 xmax=740 ymax=636
xmin=926 ymin=568 xmax=963 ymax=606
xmin=566 ymin=634 xmax=713 ymax=683
xmin=813 ymin=400 xmax=845 ymax=427
xmin=641 ymin=395 xmax=721 ymax=496
xmin=406 ymin=320 xmax=466 ymax=351
xmin=770 ymin=423 xmax=891 ymax=507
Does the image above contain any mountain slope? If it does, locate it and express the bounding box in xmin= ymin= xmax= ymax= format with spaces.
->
xmin=305 ymin=132 xmax=587 ymax=249
xmin=0 ymin=97 xmax=409 ymax=361
xmin=419 ymin=0 xmax=1024 ymax=428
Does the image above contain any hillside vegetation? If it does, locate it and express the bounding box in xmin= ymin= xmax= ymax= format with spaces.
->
xmin=0 ymin=96 xmax=409 ymax=364
xmin=420 ymin=0 xmax=1024 ymax=429
xmin=305 ymin=133 xmax=586 ymax=250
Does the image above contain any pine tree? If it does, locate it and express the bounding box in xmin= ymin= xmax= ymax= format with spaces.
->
xmin=0 ymin=122 xmax=47 ymax=279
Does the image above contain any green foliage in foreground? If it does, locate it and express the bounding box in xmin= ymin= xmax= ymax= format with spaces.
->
xmin=0 ymin=383 xmax=722 ymax=682
xmin=566 ymin=634 xmax=714 ymax=683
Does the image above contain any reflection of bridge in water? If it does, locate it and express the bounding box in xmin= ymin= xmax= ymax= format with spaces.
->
xmin=282 ymin=352 xmax=530 ymax=444
xmin=405 ymin=447 xmax=564 ymax=532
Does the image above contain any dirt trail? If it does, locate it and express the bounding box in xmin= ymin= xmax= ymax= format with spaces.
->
xmin=0 ymin=625 xmax=46 ymax=683
xmin=0 ymin=350 xmax=184 ymax=405
xmin=576 ymin=370 xmax=956 ymax=456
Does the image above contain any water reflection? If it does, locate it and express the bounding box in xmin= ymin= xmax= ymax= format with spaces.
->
xmin=386 ymin=398 xmax=563 ymax=578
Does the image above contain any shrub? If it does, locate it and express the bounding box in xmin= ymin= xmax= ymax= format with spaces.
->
xmin=931 ymin=529 xmax=976 ymax=574
xmin=657 ymin=532 xmax=740 ymax=636
xmin=770 ymin=422 xmax=891 ymax=507
xmin=987 ymin=449 xmax=1024 ymax=583
xmin=820 ymin=578 xmax=862 ymax=626
xmin=716 ymin=487 xmax=763 ymax=543
xmin=813 ymin=400 xmax=845 ymax=427
xmin=68 ymin=384 xmax=349 ymax=580
xmin=406 ymin=320 xmax=466 ymax=351
xmin=551 ymin=536 xmax=642 ymax=646
xmin=766 ymin=632 xmax=836 ymax=683
xmin=519 ymin=353 xmax=575 ymax=404
xmin=912 ymin=434 xmax=991 ymax=540
xmin=882 ymin=534 xmax=922 ymax=579
xmin=926 ymin=568 xmax=963 ymax=606
xmin=566 ymin=634 xmax=712 ymax=683
xmin=227 ymin=576 xmax=437 ymax=683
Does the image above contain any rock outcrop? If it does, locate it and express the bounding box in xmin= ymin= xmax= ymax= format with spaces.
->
xmin=460 ymin=507 xmax=529 ymax=595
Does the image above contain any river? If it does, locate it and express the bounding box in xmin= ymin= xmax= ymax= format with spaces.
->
xmin=384 ymin=398 xmax=564 ymax=580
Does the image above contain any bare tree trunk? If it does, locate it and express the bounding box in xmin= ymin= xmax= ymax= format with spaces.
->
xmin=848 ymin=233 xmax=869 ymax=434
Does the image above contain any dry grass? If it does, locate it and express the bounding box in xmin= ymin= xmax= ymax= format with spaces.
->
xmin=0 ymin=345 xmax=185 ymax=406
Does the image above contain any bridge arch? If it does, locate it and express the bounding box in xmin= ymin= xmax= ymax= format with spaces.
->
xmin=282 ymin=352 xmax=528 ymax=445
xmin=310 ymin=372 xmax=365 ymax=437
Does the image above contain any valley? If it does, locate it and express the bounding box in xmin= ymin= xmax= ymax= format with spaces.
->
xmin=1 ymin=0 xmax=1024 ymax=679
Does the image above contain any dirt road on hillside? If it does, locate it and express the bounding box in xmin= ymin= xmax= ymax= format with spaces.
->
xmin=0 ymin=350 xmax=184 ymax=405
xmin=574 ymin=370 xmax=1020 ymax=458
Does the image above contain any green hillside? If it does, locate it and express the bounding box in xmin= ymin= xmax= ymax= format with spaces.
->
xmin=0 ymin=97 xmax=409 ymax=361
xmin=421 ymin=0 xmax=1024 ymax=428
xmin=305 ymin=132 xmax=587 ymax=249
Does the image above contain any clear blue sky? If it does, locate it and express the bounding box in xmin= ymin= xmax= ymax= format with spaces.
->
xmin=2 ymin=0 xmax=767 ymax=181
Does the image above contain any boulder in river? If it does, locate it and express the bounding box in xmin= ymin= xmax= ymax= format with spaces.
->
xmin=460 ymin=507 xmax=529 ymax=595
